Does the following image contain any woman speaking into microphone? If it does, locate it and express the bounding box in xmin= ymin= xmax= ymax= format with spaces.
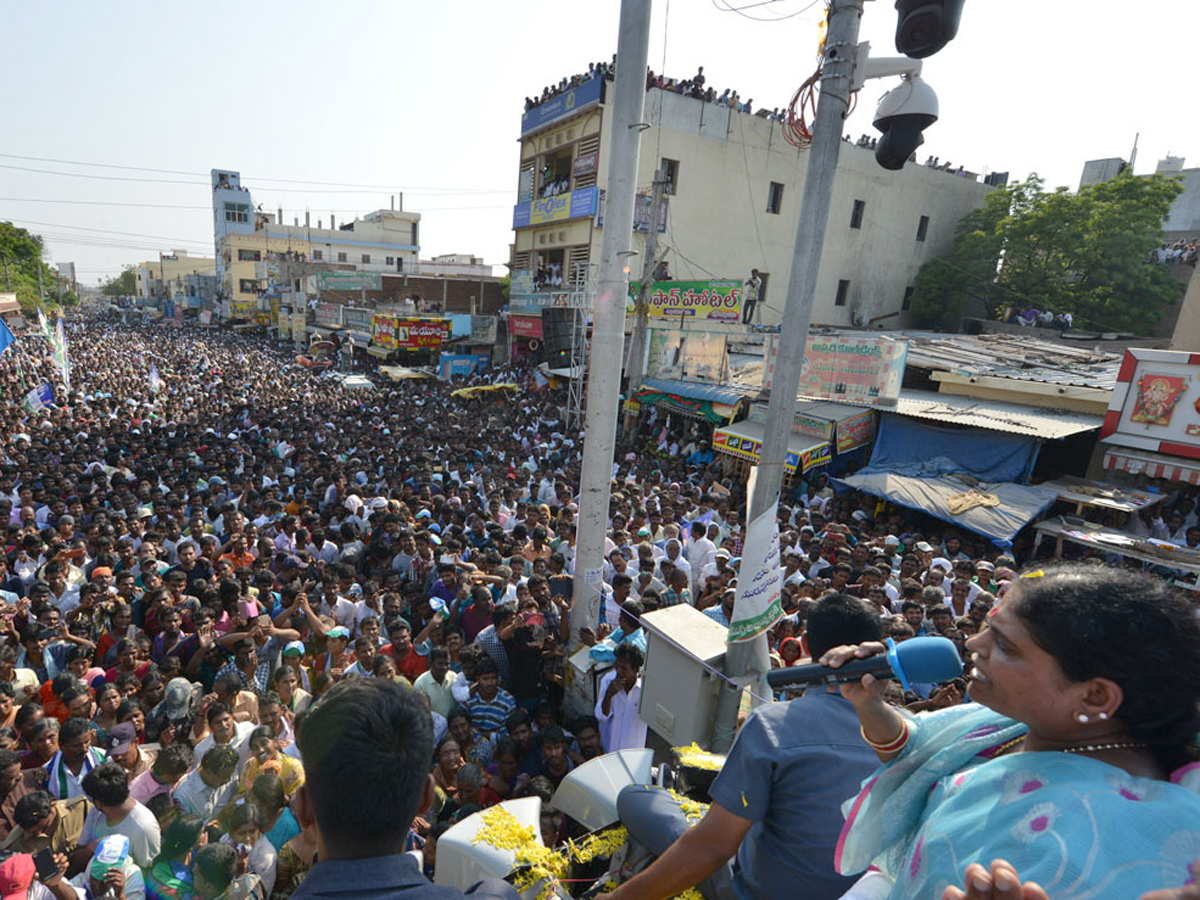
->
xmin=823 ymin=563 xmax=1200 ymax=899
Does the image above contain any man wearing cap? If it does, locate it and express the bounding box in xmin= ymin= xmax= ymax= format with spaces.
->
xmin=913 ymin=541 xmax=936 ymax=571
xmin=314 ymin=626 xmax=353 ymax=680
xmin=29 ymin=833 xmax=147 ymax=900
xmin=0 ymin=854 xmax=42 ymax=900
xmin=698 ymin=549 xmax=732 ymax=598
xmin=974 ymin=560 xmax=997 ymax=593
xmin=101 ymin=725 xmax=154 ymax=786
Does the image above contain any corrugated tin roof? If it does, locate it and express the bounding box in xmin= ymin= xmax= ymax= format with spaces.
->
xmin=892 ymin=333 xmax=1123 ymax=389
xmin=641 ymin=377 xmax=756 ymax=407
xmin=838 ymin=389 xmax=1102 ymax=439
xmin=793 ymin=399 xmax=870 ymax=422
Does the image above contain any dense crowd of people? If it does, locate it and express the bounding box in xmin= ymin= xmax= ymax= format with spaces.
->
xmin=523 ymin=59 xmax=786 ymax=123
xmin=0 ymin=311 xmax=1194 ymax=898
xmin=524 ymin=59 xmax=614 ymax=112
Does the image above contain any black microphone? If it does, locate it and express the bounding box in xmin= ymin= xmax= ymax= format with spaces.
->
xmin=766 ymin=636 xmax=963 ymax=692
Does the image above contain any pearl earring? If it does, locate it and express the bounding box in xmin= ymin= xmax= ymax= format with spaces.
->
xmin=1076 ymin=713 xmax=1090 ymax=724
xmin=1097 ymin=712 xmax=1109 ymax=721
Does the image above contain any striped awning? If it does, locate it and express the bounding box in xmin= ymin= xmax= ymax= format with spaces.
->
xmin=1103 ymin=447 xmax=1200 ymax=485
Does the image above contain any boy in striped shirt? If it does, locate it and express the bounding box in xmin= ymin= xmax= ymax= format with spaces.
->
xmin=463 ymin=657 xmax=515 ymax=735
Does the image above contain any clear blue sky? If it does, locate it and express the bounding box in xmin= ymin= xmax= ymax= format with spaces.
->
xmin=2 ymin=0 xmax=1197 ymax=284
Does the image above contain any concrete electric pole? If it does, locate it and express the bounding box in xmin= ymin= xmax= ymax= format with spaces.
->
xmin=711 ymin=0 xmax=865 ymax=751
xmin=623 ymin=164 xmax=670 ymax=433
xmin=569 ymin=0 xmax=654 ymax=652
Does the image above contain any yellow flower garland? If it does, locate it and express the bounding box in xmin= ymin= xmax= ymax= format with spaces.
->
xmin=673 ymin=743 xmax=726 ymax=772
xmin=471 ymin=806 xmax=630 ymax=899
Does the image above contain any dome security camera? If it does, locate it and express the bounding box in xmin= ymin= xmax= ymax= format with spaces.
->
xmin=872 ymin=74 xmax=938 ymax=171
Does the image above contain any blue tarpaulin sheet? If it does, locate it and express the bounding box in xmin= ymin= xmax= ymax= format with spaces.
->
xmin=863 ymin=415 xmax=1038 ymax=483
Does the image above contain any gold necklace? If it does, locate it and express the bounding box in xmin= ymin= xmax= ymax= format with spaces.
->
xmin=997 ymin=734 xmax=1150 ymax=755
xmin=1060 ymin=740 xmax=1149 ymax=754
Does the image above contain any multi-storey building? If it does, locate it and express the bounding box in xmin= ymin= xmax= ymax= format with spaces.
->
xmin=210 ymin=169 xmax=421 ymax=319
xmin=508 ymin=73 xmax=994 ymax=365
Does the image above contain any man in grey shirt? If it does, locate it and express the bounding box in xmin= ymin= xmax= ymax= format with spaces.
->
xmin=605 ymin=594 xmax=884 ymax=900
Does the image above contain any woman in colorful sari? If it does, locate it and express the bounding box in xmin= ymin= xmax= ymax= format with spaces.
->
xmin=145 ymin=812 xmax=206 ymax=899
xmin=826 ymin=564 xmax=1200 ymax=899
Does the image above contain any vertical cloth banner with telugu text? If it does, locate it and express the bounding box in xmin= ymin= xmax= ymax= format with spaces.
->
xmin=727 ymin=502 xmax=784 ymax=642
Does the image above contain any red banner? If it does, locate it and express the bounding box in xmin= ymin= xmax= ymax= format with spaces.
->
xmin=509 ymin=315 xmax=543 ymax=339
xmin=396 ymin=318 xmax=450 ymax=349
xmin=373 ymin=315 xmax=450 ymax=350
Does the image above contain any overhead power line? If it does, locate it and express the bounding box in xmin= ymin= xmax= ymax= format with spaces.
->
xmin=1 ymin=218 xmax=211 ymax=245
xmin=0 ymin=152 xmax=508 ymax=194
xmin=0 ymin=197 xmax=511 ymax=212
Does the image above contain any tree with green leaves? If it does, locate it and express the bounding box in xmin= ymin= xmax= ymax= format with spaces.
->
xmin=0 ymin=222 xmax=57 ymax=312
xmin=909 ymin=172 xmax=1185 ymax=334
xmin=100 ymin=265 xmax=137 ymax=298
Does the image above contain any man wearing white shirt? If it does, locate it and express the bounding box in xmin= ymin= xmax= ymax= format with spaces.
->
xmin=685 ymin=523 xmax=716 ymax=597
xmin=595 ymin=641 xmax=647 ymax=752
xmin=191 ymin=701 xmax=256 ymax=770
xmin=537 ymin=473 xmax=557 ymax=507
xmin=43 ymin=564 xmax=79 ymax=613
xmin=781 ymin=548 xmax=807 ymax=587
xmin=306 ymin=529 xmax=340 ymax=566
xmin=174 ymin=745 xmax=240 ymax=820
xmin=319 ymin=588 xmax=358 ymax=631
xmin=659 ymin=538 xmax=691 ymax=587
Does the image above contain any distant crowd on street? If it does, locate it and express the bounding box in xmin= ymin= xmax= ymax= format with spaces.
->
xmin=1151 ymin=238 xmax=1199 ymax=265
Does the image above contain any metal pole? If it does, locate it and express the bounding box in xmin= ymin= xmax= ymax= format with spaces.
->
xmin=569 ymin=0 xmax=653 ymax=651
xmin=711 ymin=0 xmax=863 ymax=751
xmin=2 ymin=254 xmax=9 ymax=291
xmin=623 ymin=165 xmax=668 ymax=432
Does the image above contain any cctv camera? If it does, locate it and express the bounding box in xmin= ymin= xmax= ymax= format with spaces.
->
xmin=894 ymin=0 xmax=966 ymax=59
xmin=873 ymin=74 xmax=938 ymax=170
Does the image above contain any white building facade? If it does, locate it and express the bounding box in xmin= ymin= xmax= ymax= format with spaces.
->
xmin=510 ymin=81 xmax=993 ymax=329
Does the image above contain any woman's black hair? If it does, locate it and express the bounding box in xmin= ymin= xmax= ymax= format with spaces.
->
xmin=155 ymin=812 xmax=204 ymax=864
xmin=116 ymin=699 xmax=142 ymax=725
xmin=248 ymin=725 xmax=274 ymax=746
xmin=224 ymin=801 xmax=264 ymax=834
xmin=434 ymin=733 xmax=461 ymax=757
xmin=1012 ymin=563 xmax=1200 ymax=772
xmin=249 ymin=771 xmax=286 ymax=813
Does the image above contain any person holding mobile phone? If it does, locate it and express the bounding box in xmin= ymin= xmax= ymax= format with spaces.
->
xmin=2 ymin=787 xmax=90 ymax=866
